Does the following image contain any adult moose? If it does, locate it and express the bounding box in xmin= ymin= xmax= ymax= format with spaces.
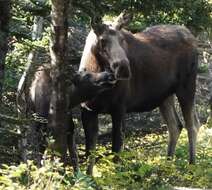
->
xmin=79 ymin=13 xmax=200 ymax=174
xmin=17 ymin=65 xmax=115 ymax=171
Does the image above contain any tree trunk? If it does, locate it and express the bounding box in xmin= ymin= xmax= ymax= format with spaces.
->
xmin=48 ymin=0 xmax=71 ymax=162
xmin=0 ymin=0 xmax=11 ymax=101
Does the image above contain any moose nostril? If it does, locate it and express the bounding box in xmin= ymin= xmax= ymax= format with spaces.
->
xmin=115 ymin=64 xmax=131 ymax=80
xmin=113 ymin=62 xmax=119 ymax=69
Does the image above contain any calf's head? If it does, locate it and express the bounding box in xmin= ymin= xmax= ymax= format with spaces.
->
xmin=70 ymin=70 xmax=116 ymax=104
xmin=91 ymin=17 xmax=131 ymax=80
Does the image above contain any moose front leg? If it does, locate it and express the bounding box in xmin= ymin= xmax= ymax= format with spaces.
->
xmin=81 ymin=108 xmax=98 ymax=175
xmin=111 ymin=108 xmax=125 ymax=153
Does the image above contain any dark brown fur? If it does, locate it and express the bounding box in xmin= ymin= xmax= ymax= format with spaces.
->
xmin=25 ymin=66 xmax=115 ymax=170
xmin=80 ymin=25 xmax=200 ymax=175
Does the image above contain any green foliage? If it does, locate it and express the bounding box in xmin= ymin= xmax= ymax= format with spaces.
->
xmin=0 ymin=126 xmax=211 ymax=189
xmin=198 ymin=64 xmax=209 ymax=73
xmin=5 ymin=32 xmax=49 ymax=92
xmin=94 ymin=127 xmax=212 ymax=190
xmin=11 ymin=0 xmax=50 ymax=39
xmin=5 ymin=0 xmax=51 ymax=92
xmin=74 ymin=0 xmax=212 ymax=33
xmin=1 ymin=0 xmax=211 ymax=189
xmin=73 ymin=0 xmax=212 ymax=34
xmin=132 ymin=0 xmax=212 ymax=33
xmin=0 ymin=158 xmax=97 ymax=190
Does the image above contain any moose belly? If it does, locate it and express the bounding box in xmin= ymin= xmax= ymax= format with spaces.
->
xmin=126 ymin=96 xmax=167 ymax=112
xmin=126 ymin=85 xmax=175 ymax=113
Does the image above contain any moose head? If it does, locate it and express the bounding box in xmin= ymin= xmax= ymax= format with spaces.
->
xmin=90 ymin=11 xmax=132 ymax=81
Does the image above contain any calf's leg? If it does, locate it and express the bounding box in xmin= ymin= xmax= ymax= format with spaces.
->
xmin=67 ymin=112 xmax=79 ymax=172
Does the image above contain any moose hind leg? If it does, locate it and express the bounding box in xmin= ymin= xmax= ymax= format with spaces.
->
xmin=81 ymin=108 xmax=98 ymax=175
xmin=159 ymin=95 xmax=182 ymax=158
xmin=177 ymin=98 xmax=199 ymax=164
xmin=176 ymin=79 xmax=200 ymax=164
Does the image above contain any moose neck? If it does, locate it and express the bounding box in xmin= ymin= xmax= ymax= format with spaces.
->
xmin=79 ymin=30 xmax=102 ymax=72
xmin=121 ymin=30 xmax=148 ymax=64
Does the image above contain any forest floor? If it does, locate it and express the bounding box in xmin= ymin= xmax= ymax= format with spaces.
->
xmin=0 ymin=118 xmax=211 ymax=189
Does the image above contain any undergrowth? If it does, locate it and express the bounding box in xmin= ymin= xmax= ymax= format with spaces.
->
xmin=0 ymin=123 xmax=211 ymax=190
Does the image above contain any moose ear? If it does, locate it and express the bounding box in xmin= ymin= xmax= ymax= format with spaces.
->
xmin=113 ymin=10 xmax=133 ymax=30
xmin=91 ymin=16 xmax=106 ymax=36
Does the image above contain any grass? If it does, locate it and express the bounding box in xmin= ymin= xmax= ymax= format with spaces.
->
xmin=0 ymin=123 xmax=211 ymax=190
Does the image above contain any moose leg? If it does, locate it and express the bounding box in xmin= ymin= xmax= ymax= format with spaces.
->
xmin=176 ymin=77 xmax=200 ymax=164
xmin=159 ymin=95 xmax=183 ymax=158
xmin=67 ymin=112 xmax=79 ymax=172
xmin=38 ymin=123 xmax=49 ymax=163
xmin=81 ymin=108 xmax=98 ymax=175
xmin=22 ymin=122 xmax=42 ymax=164
xmin=177 ymin=99 xmax=199 ymax=164
xmin=111 ymin=108 xmax=125 ymax=153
